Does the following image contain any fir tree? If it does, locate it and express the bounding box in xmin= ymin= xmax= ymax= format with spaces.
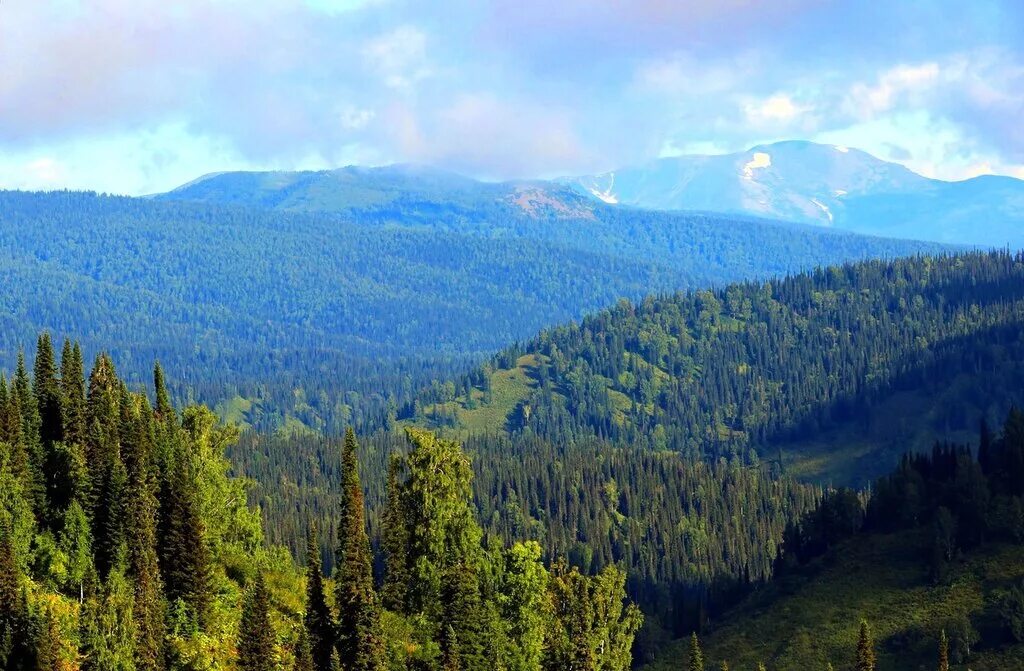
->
xmin=305 ymin=525 xmax=335 ymax=671
xmin=123 ymin=403 xmax=164 ymax=671
xmin=856 ymin=620 xmax=876 ymax=671
xmin=79 ymin=563 xmax=138 ymax=671
xmin=153 ymin=363 xmax=174 ymax=425
xmin=239 ymin=574 xmax=276 ymax=671
xmin=58 ymin=500 xmax=94 ymax=602
xmin=688 ymin=632 xmax=704 ymax=671
xmin=161 ymin=456 xmax=212 ymax=627
xmin=13 ymin=350 xmax=46 ymax=521
xmin=34 ymin=332 xmax=62 ymax=448
xmin=380 ymin=454 xmax=409 ymax=613
xmin=60 ymin=339 xmax=87 ymax=448
xmin=95 ymin=450 xmax=128 ymax=579
xmin=334 ymin=429 xmax=385 ymax=671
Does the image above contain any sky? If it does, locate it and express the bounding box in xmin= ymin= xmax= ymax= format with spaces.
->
xmin=1 ymin=0 xmax=1023 ymax=195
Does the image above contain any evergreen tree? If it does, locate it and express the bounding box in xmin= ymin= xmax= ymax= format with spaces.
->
xmin=123 ymin=403 xmax=164 ymax=671
xmin=34 ymin=332 xmax=63 ymax=448
xmin=161 ymin=456 xmax=212 ymax=627
xmin=305 ymin=525 xmax=335 ymax=671
xmin=239 ymin=573 xmax=276 ymax=671
xmin=380 ymin=454 xmax=409 ymax=613
xmin=153 ymin=363 xmax=174 ymax=424
xmin=60 ymin=339 xmax=87 ymax=448
xmin=856 ymin=620 xmax=875 ymax=671
xmin=938 ymin=629 xmax=949 ymax=671
xmin=334 ymin=429 xmax=385 ymax=671
xmin=0 ymin=523 xmax=24 ymax=667
xmin=688 ymin=632 xmax=704 ymax=671
xmin=95 ymin=450 xmax=128 ymax=579
xmin=58 ymin=499 xmax=95 ymax=602
xmin=14 ymin=350 xmax=46 ymax=521
xmin=79 ymin=563 xmax=138 ymax=671
xmin=294 ymin=628 xmax=315 ymax=671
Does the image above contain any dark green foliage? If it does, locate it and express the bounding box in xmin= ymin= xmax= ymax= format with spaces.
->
xmin=334 ymin=429 xmax=386 ymax=671
xmin=998 ymin=580 xmax=1024 ymax=643
xmin=160 ymin=455 xmax=212 ymax=627
xmin=239 ymin=574 xmax=276 ymax=671
xmin=305 ymin=525 xmax=336 ymax=671
xmin=855 ymin=620 xmax=875 ymax=671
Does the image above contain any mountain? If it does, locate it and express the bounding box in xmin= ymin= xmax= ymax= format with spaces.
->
xmin=563 ymin=141 xmax=1024 ymax=248
xmin=414 ymin=251 xmax=1024 ymax=486
xmin=0 ymin=189 xmax=947 ymax=433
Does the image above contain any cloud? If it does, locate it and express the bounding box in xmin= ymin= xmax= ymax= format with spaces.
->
xmin=0 ymin=0 xmax=1021 ymax=192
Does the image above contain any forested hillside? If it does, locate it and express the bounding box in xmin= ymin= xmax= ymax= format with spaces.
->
xmin=0 ymin=185 xmax=948 ymax=432
xmin=418 ymin=251 xmax=1024 ymax=484
xmin=0 ymin=337 xmax=641 ymax=670
xmin=646 ymin=413 xmax=1024 ymax=670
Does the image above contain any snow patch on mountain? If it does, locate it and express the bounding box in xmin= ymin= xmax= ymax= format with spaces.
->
xmin=835 ymin=145 xmax=849 ymax=153
xmin=811 ymin=198 xmax=834 ymax=223
xmin=588 ymin=173 xmax=619 ymax=204
xmin=743 ymin=152 xmax=772 ymax=180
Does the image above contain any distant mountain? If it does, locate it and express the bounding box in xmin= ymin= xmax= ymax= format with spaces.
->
xmin=562 ymin=141 xmax=1024 ymax=248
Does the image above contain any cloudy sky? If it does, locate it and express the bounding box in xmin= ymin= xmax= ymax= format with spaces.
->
xmin=1 ymin=0 xmax=1022 ymax=194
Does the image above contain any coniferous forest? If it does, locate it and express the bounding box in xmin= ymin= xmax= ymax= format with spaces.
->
xmin=4 ymin=250 xmax=1022 ymax=669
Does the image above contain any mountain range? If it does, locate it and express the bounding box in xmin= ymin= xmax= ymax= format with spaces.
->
xmin=563 ymin=140 xmax=1024 ymax=248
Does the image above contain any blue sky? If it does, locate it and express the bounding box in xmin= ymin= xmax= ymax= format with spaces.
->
xmin=1 ymin=0 xmax=1022 ymax=194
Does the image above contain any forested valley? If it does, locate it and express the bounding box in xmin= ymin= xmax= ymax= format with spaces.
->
xmin=4 ymin=251 xmax=1024 ymax=669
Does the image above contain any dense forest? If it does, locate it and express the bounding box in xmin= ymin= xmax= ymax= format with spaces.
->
xmin=644 ymin=411 xmax=1024 ymax=670
xmin=418 ymin=251 xmax=1024 ymax=482
xmin=229 ymin=430 xmax=821 ymax=643
xmin=0 ymin=187 xmax=947 ymax=433
xmin=0 ymin=337 xmax=641 ymax=670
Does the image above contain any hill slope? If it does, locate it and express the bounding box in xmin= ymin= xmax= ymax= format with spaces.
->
xmin=416 ymin=252 xmax=1024 ymax=486
xmin=563 ymin=141 xmax=1024 ymax=248
xmin=0 ymin=189 xmax=946 ymax=432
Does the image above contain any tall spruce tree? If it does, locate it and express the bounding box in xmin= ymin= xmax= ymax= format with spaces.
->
xmin=13 ymin=350 xmax=46 ymax=521
xmin=856 ymin=620 xmax=876 ymax=671
xmin=380 ymin=454 xmax=410 ymax=613
xmin=33 ymin=333 xmax=62 ymax=449
xmin=239 ymin=573 xmax=276 ymax=671
xmin=122 ymin=400 xmax=164 ymax=671
xmin=305 ymin=525 xmax=335 ymax=671
xmin=161 ymin=455 xmax=212 ymax=627
xmin=688 ymin=632 xmax=704 ymax=671
xmin=334 ymin=429 xmax=385 ymax=671
xmin=60 ymin=340 xmax=87 ymax=448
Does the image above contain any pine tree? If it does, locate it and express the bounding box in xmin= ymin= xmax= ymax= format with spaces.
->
xmin=305 ymin=525 xmax=335 ymax=671
xmin=0 ymin=523 xmax=23 ymax=667
xmin=938 ymin=629 xmax=949 ymax=671
xmin=239 ymin=573 xmax=276 ymax=671
xmin=856 ymin=620 xmax=876 ymax=671
xmin=688 ymin=632 xmax=704 ymax=671
xmin=334 ymin=429 xmax=385 ymax=671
